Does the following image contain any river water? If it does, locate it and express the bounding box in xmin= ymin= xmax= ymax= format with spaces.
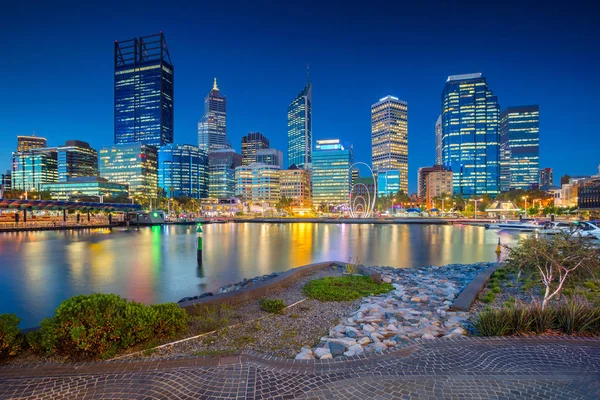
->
xmin=0 ymin=223 xmax=523 ymax=328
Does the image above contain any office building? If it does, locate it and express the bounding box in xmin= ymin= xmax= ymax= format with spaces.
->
xmin=417 ymin=165 xmax=448 ymax=199
xmin=158 ymin=144 xmax=208 ymax=199
xmin=256 ymin=148 xmax=283 ymax=169
xmin=235 ymin=163 xmax=281 ymax=207
xmin=435 ymin=115 xmax=442 ymax=165
xmin=114 ymin=33 xmax=174 ymax=147
xmin=41 ymin=177 xmax=129 ymax=201
xmin=377 ymin=169 xmax=401 ymax=197
xmin=99 ymin=143 xmax=158 ymax=198
xmin=1 ymin=170 xmax=11 ymax=192
xmin=499 ymin=105 xmax=540 ymax=191
xmin=11 ymin=148 xmax=58 ymax=191
xmin=208 ymin=149 xmax=242 ymax=198
xmin=241 ymin=132 xmax=269 ymax=165
xmin=280 ymin=165 xmax=311 ymax=206
xmin=57 ymin=140 xmax=98 ymax=182
xmin=371 ymin=95 xmax=408 ymax=193
xmin=425 ymin=168 xmax=454 ymax=209
xmin=352 ymin=176 xmax=375 ymax=200
xmin=17 ymin=135 xmax=47 ymax=152
xmin=441 ymin=73 xmax=500 ymax=196
xmin=311 ymin=139 xmax=353 ymax=207
xmin=198 ymin=78 xmax=227 ymax=152
xmin=287 ymin=82 xmax=312 ymax=169
xmin=539 ymin=168 xmax=553 ymax=190
xmin=578 ymin=178 xmax=600 ymax=212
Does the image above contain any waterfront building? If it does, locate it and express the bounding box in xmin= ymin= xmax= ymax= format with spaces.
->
xmin=371 ymin=95 xmax=408 ymax=193
xmin=425 ymin=168 xmax=454 ymax=209
xmin=352 ymin=176 xmax=375 ymax=198
xmin=200 ymin=197 xmax=241 ymax=216
xmin=41 ymin=177 xmax=129 ymax=201
xmin=441 ymin=73 xmax=500 ymax=196
xmin=311 ymin=139 xmax=353 ymax=208
xmin=208 ymin=149 xmax=242 ymax=198
xmin=280 ymin=165 xmax=311 ymax=206
xmin=234 ymin=163 xmax=281 ymax=207
xmin=11 ymin=147 xmax=58 ymax=191
xmin=158 ymin=144 xmax=208 ymax=199
xmin=539 ymin=168 xmax=553 ymax=190
xmin=417 ymin=165 xmax=447 ymax=199
xmin=198 ymin=78 xmax=228 ymax=152
xmin=499 ymin=105 xmax=540 ymax=191
xmin=435 ymin=115 xmax=442 ymax=165
xmin=256 ymin=148 xmax=283 ymax=169
xmin=114 ymin=33 xmax=174 ymax=147
xmin=57 ymin=140 xmax=98 ymax=182
xmin=241 ymin=132 xmax=270 ymax=165
xmin=17 ymin=135 xmax=47 ymax=152
xmin=578 ymin=168 xmax=600 ymax=212
xmin=287 ymin=83 xmax=312 ymax=169
xmin=99 ymin=143 xmax=158 ymax=198
xmin=377 ymin=169 xmax=401 ymax=197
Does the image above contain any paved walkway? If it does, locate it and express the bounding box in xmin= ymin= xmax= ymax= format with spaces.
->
xmin=0 ymin=337 xmax=599 ymax=399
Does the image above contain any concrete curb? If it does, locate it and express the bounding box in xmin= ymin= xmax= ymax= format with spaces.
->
xmin=450 ymin=263 xmax=504 ymax=311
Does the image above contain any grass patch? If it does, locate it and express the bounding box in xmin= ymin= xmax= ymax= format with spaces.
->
xmin=192 ymin=349 xmax=237 ymax=357
xmin=233 ymin=335 xmax=256 ymax=347
xmin=302 ymin=275 xmax=393 ymax=301
xmin=191 ymin=304 xmax=233 ymax=333
xmin=259 ymin=298 xmax=286 ymax=314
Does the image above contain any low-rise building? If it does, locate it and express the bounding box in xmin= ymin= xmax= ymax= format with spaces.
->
xmin=40 ymin=177 xmax=129 ymax=201
xmin=425 ymin=168 xmax=453 ymax=209
xmin=280 ymin=165 xmax=311 ymax=206
xmin=99 ymin=143 xmax=158 ymax=198
xmin=234 ymin=163 xmax=281 ymax=208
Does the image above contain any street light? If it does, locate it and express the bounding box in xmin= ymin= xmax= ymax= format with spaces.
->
xmin=522 ymin=196 xmax=528 ymax=217
xmin=470 ymin=198 xmax=481 ymax=219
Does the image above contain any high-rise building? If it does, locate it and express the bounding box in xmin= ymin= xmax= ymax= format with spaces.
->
xmin=114 ymin=33 xmax=174 ymax=147
xmin=99 ymin=143 xmax=158 ymax=198
xmin=499 ymin=105 xmax=540 ymax=191
xmin=17 ymin=136 xmax=47 ymax=152
xmin=441 ymin=73 xmax=500 ymax=196
xmin=539 ymin=168 xmax=553 ymax=190
xmin=287 ymin=83 xmax=312 ymax=169
xmin=435 ymin=115 xmax=442 ymax=165
xmin=425 ymin=169 xmax=454 ymax=209
xmin=417 ymin=165 xmax=448 ymax=199
xmin=256 ymin=148 xmax=283 ymax=169
xmin=371 ymin=96 xmax=408 ymax=193
xmin=1 ymin=170 xmax=12 ymax=193
xmin=377 ymin=169 xmax=401 ymax=197
xmin=208 ymin=149 xmax=242 ymax=198
xmin=57 ymin=140 xmax=98 ymax=182
xmin=280 ymin=165 xmax=311 ymax=206
xmin=158 ymin=144 xmax=208 ymax=199
xmin=198 ymin=78 xmax=227 ymax=153
xmin=311 ymin=139 xmax=353 ymax=207
xmin=234 ymin=163 xmax=281 ymax=207
xmin=11 ymin=148 xmax=58 ymax=191
xmin=241 ymin=132 xmax=269 ymax=165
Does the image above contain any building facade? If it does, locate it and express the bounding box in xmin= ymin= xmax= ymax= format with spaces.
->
xmin=578 ymin=177 xmax=600 ymax=212
xmin=1 ymin=170 xmax=11 ymax=193
xmin=11 ymin=148 xmax=58 ymax=191
xmin=198 ymin=78 xmax=228 ymax=153
xmin=41 ymin=177 xmax=129 ymax=201
xmin=241 ymin=132 xmax=270 ymax=165
xmin=417 ymin=165 xmax=448 ymax=199
xmin=208 ymin=149 xmax=242 ymax=198
xmin=311 ymin=139 xmax=353 ymax=207
xmin=234 ymin=163 xmax=281 ymax=207
xmin=435 ymin=115 xmax=442 ymax=165
xmin=441 ymin=73 xmax=500 ymax=196
xmin=287 ymin=83 xmax=312 ymax=169
xmin=158 ymin=144 xmax=208 ymax=199
xmin=256 ymin=148 xmax=283 ymax=169
xmin=377 ymin=169 xmax=401 ymax=197
xmin=539 ymin=168 xmax=553 ymax=190
xmin=99 ymin=143 xmax=158 ymax=198
xmin=371 ymin=95 xmax=408 ymax=194
xmin=280 ymin=165 xmax=311 ymax=206
xmin=114 ymin=33 xmax=174 ymax=147
xmin=17 ymin=136 xmax=47 ymax=152
xmin=57 ymin=140 xmax=98 ymax=182
xmin=499 ymin=105 xmax=540 ymax=191
xmin=425 ymin=169 xmax=454 ymax=209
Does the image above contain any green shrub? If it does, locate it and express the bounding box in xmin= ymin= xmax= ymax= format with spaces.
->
xmin=530 ymin=302 xmax=554 ymax=334
xmin=506 ymin=305 xmax=532 ymax=335
xmin=0 ymin=314 xmax=23 ymax=359
xmin=471 ymin=308 xmax=510 ymax=336
xmin=151 ymin=303 xmax=189 ymax=338
xmin=303 ymin=275 xmax=393 ymax=301
xmin=481 ymin=291 xmax=496 ymax=304
xmin=260 ymin=298 xmax=286 ymax=314
xmin=191 ymin=304 xmax=233 ymax=333
xmin=554 ymin=299 xmax=600 ymax=334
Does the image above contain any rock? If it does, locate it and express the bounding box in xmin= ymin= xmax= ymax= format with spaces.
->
xmin=333 ymin=325 xmax=346 ymax=334
xmin=410 ymin=297 xmax=422 ymax=303
xmin=329 ymin=337 xmax=357 ymax=348
xmin=320 ymin=353 xmax=333 ymax=359
xmin=346 ymin=329 xmax=357 ymax=338
xmin=421 ymin=333 xmax=436 ymax=340
xmin=362 ymin=324 xmax=375 ymax=332
xmin=328 ymin=341 xmax=346 ymax=357
xmin=295 ymin=351 xmax=314 ymax=360
xmin=451 ymin=327 xmax=466 ymax=335
xmin=382 ymin=277 xmax=392 ymax=283
xmin=344 ymin=344 xmax=364 ymax=357
xmin=358 ymin=337 xmax=372 ymax=345
xmin=314 ymin=347 xmax=332 ymax=359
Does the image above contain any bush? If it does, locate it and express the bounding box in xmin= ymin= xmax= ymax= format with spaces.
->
xmin=191 ymin=304 xmax=233 ymax=333
xmin=471 ymin=308 xmax=510 ymax=336
xmin=151 ymin=303 xmax=189 ymax=338
xmin=260 ymin=298 xmax=286 ymax=314
xmin=554 ymin=299 xmax=600 ymax=334
xmin=303 ymin=275 xmax=393 ymax=301
xmin=0 ymin=314 xmax=23 ymax=359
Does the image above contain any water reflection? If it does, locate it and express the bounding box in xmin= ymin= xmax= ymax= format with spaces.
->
xmin=0 ymin=223 xmax=524 ymax=328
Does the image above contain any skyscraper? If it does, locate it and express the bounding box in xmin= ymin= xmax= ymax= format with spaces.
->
xmin=499 ymin=105 xmax=540 ymax=191
xmin=435 ymin=115 xmax=442 ymax=165
xmin=17 ymin=135 xmax=47 ymax=152
xmin=241 ymin=132 xmax=269 ymax=165
xmin=234 ymin=163 xmax=281 ymax=207
xmin=11 ymin=148 xmax=58 ymax=191
xmin=198 ymin=78 xmax=227 ymax=153
xmin=99 ymin=143 xmax=158 ymax=198
xmin=208 ymin=149 xmax=242 ymax=198
xmin=539 ymin=168 xmax=553 ymax=190
xmin=287 ymin=83 xmax=312 ymax=169
xmin=441 ymin=73 xmax=500 ymax=196
xmin=256 ymin=148 xmax=284 ymax=169
xmin=158 ymin=144 xmax=208 ymax=199
xmin=57 ymin=140 xmax=98 ymax=182
xmin=371 ymin=96 xmax=408 ymax=194
xmin=311 ymin=139 xmax=353 ymax=207
xmin=114 ymin=33 xmax=174 ymax=147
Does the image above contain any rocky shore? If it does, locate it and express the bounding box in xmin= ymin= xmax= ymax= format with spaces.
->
xmin=178 ymin=272 xmax=285 ymax=302
xmin=296 ymin=262 xmax=494 ymax=360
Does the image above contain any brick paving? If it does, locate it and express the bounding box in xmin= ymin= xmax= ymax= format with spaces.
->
xmin=0 ymin=337 xmax=598 ymax=399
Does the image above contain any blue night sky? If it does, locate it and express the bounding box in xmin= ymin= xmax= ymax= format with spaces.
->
xmin=1 ymin=0 xmax=598 ymax=193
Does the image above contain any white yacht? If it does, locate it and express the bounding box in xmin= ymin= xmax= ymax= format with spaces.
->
xmin=571 ymin=221 xmax=600 ymax=240
xmin=538 ymin=221 xmax=573 ymax=235
xmin=486 ymin=220 xmax=543 ymax=232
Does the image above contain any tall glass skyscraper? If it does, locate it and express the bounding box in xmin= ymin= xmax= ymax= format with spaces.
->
xmin=241 ymin=132 xmax=269 ymax=165
xmin=114 ymin=33 xmax=174 ymax=147
xmin=99 ymin=143 xmax=158 ymax=198
xmin=198 ymin=78 xmax=227 ymax=153
xmin=158 ymin=144 xmax=208 ymax=199
xmin=441 ymin=73 xmax=500 ymax=196
xmin=287 ymin=83 xmax=312 ymax=169
xmin=499 ymin=105 xmax=540 ymax=191
xmin=57 ymin=140 xmax=98 ymax=182
xmin=435 ymin=115 xmax=442 ymax=165
xmin=208 ymin=149 xmax=242 ymax=198
xmin=371 ymin=96 xmax=408 ymax=193
xmin=311 ymin=139 xmax=353 ymax=207
xmin=11 ymin=148 xmax=58 ymax=191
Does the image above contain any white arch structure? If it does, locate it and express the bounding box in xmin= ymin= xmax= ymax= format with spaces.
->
xmin=347 ymin=162 xmax=378 ymax=218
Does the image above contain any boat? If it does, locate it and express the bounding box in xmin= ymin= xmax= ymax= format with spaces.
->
xmin=538 ymin=221 xmax=573 ymax=235
xmin=210 ymin=218 xmax=228 ymax=224
xmin=571 ymin=221 xmax=600 ymax=240
xmin=486 ymin=220 xmax=542 ymax=231
xmin=129 ymin=210 xmax=166 ymax=226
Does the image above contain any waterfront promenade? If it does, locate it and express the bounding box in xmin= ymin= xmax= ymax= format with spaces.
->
xmin=0 ymin=337 xmax=598 ymax=399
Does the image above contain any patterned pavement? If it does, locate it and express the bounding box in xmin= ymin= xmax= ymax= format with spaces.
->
xmin=0 ymin=337 xmax=599 ymax=399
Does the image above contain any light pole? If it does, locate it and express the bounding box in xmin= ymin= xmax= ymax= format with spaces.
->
xmin=471 ymin=198 xmax=481 ymax=219
xmin=522 ymin=196 xmax=528 ymax=217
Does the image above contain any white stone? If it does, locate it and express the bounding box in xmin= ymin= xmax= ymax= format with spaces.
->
xmin=314 ymin=347 xmax=332 ymax=359
xmin=421 ymin=333 xmax=436 ymax=340
xmin=328 ymin=337 xmax=357 ymax=348
xmin=385 ymin=324 xmax=399 ymax=332
xmin=295 ymin=351 xmax=314 ymax=360
xmin=358 ymin=337 xmax=372 ymax=345
xmin=382 ymin=277 xmax=392 ymax=283
xmin=320 ymin=353 xmax=333 ymax=359
xmin=362 ymin=324 xmax=375 ymax=332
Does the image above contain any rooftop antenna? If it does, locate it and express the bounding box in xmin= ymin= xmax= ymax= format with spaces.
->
xmin=306 ymin=64 xmax=310 ymax=84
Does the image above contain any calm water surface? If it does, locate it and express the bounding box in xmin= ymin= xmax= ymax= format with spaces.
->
xmin=0 ymin=223 xmax=523 ymax=328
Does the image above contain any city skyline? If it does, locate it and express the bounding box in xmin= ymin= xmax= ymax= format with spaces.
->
xmin=1 ymin=1 xmax=598 ymax=193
